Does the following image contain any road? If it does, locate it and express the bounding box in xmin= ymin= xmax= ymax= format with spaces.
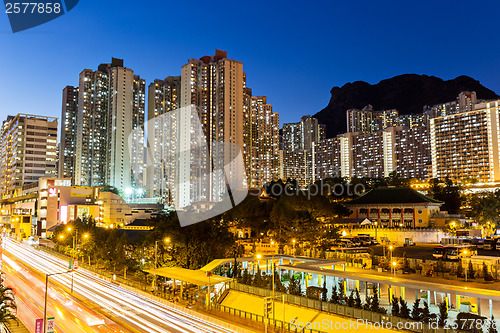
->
xmin=3 ymin=254 xmax=124 ymax=332
xmin=3 ymin=238 xmax=242 ymax=333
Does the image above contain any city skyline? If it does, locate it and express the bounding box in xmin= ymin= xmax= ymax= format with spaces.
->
xmin=1 ymin=0 xmax=500 ymax=128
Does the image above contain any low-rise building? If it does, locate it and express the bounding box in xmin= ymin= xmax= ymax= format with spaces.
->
xmin=344 ymin=187 xmax=443 ymax=228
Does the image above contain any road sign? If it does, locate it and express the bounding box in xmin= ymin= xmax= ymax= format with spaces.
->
xmin=74 ymin=260 xmax=78 ymax=270
xmin=47 ymin=317 xmax=55 ymax=333
xmin=68 ymin=260 xmax=73 ymax=270
xmin=35 ymin=319 xmax=43 ymax=333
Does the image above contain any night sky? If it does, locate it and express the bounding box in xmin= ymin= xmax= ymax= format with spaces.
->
xmin=1 ymin=0 xmax=499 ymax=128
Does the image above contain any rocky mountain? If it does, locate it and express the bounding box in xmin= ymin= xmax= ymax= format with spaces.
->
xmin=314 ymin=74 xmax=499 ymax=138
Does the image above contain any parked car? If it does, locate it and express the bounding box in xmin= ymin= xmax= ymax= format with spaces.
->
xmin=404 ymin=238 xmax=415 ymax=247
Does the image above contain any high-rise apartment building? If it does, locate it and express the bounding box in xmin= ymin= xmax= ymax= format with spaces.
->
xmin=336 ymin=126 xmax=430 ymax=180
xmin=347 ymin=108 xmax=373 ymax=133
xmin=279 ymin=149 xmax=314 ymax=188
xmin=243 ymin=95 xmax=280 ymax=188
xmin=427 ymin=91 xmax=478 ymax=118
xmin=281 ymin=123 xmax=302 ymax=151
xmin=59 ymin=86 xmax=78 ymax=180
xmin=177 ymin=50 xmax=245 ymax=207
xmin=0 ymin=114 xmax=58 ymax=199
xmin=395 ymin=125 xmax=431 ymax=180
xmin=146 ymin=76 xmax=181 ymax=199
xmin=313 ymin=137 xmax=341 ymax=180
xmin=430 ymin=99 xmax=500 ymax=182
xmin=282 ymin=115 xmax=325 ymax=151
xmin=72 ymin=58 xmax=145 ymax=192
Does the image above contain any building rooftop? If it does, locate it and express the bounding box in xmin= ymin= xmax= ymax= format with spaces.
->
xmin=345 ymin=187 xmax=443 ymax=205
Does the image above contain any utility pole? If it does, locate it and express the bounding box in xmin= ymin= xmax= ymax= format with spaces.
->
xmin=44 ymin=270 xmax=72 ymax=333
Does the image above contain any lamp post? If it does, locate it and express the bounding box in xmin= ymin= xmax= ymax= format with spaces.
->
xmin=154 ymin=237 xmax=171 ymax=291
xmin=392 ymin=261 xmax=397 ymax=278
xmin=43 ymin=270 xmax=72 ymax=333
xmin=463 ymin=250 xmax=468 ymax=282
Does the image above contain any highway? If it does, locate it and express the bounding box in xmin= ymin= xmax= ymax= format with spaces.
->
xmin=3 ymin=238 xmax=241 ymax=333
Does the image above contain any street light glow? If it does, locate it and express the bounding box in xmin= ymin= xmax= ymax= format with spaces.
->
xmin=256 ymin=254 xmax=262 ymax=260
xmin=59 ymin=235 xmax=64 ymax=239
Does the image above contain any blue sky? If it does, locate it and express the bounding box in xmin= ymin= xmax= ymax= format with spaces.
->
xmin=1 ymin=0 xmax=499 ymax=128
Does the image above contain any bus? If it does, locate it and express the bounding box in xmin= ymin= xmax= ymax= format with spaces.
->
xmin=433 ymin=245 xmax=476 ymax=260
xmin=433 ymin=246 xmax=445 ymax=259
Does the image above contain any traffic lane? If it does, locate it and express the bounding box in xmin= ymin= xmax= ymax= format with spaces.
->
xmin=5 ymin=244 xmax=187 ymax=333
xmin=6 ymin=239 xmax=237 ymax=333
xmin=3 ymin=254 xmax=123 ymax=333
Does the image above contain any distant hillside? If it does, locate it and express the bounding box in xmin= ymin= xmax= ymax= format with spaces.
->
xmin=314 ymin=74 xmax=499 ymax=138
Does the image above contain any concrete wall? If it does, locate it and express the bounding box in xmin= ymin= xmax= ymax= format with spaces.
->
xmin=344 ymin=227 xmax=449 ymax=244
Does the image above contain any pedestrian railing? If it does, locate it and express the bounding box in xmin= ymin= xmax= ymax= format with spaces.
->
xmin=214 ymin=303 xmax=325 ymax=333
xmin=229 ymin=282 xmax=470 ymax=333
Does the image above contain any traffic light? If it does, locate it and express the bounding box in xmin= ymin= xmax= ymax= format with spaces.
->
xmin=264 ymin=297 xmax=273 ymax=317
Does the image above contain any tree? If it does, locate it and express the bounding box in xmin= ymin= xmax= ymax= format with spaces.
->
xmin=399 ymin=297 xmax=410 ymax=319
xmin=370 ymin=285 xmax=380 ymax=313
xmin=241 ymin=268 xmax=250 ymax=285
xmin=354 ymin=288 xmax=362 ymax=309
xmin=421 ymin=301 xmax=430 ymax=323
xmin=468 ymin=261 xmax=476 ymax=279
xmin=428 ymin=178 xmax=462 ymax=214
xmin=457 ymin=261 xmax=464 ymax=278
xmin=253 ymin=266 xmax=263 ymax=287
xmin=321 ymin=279 xmax=328 ymax=302
xmin=337 ymin=280 xmax=345 ymax=305
xmin=288 ymin=275 xmax=302 ymax=296
xmin=438 ymin=301 xmax=448 ymax=327
xmin=483 ymin=261 xmax=492 ymax=281
xmin=346 ymin=290 xmax=355 ymax=307
xmin=274 ymin=269 xmax=286 ymax=293
xmin=0 ymin=286 xmax=17 ymax=329
xmin=411 ymin=299 xmax=421 ymax=321
xmin=391 ymin=295 xmax=400 ymax=317
xmin=330 ymin=284 xmax=339 ymax=304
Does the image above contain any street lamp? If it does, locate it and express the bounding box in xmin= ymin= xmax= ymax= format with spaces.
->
xmin=463 ymin=250 xmax=468 ymax=282
xmin=392 ymin=261 xmax=397 ymax=278
xmin=43 ymin=270 xmax=72 ymax=333
xmin=154 ymin=237 xmax=171 ymax=291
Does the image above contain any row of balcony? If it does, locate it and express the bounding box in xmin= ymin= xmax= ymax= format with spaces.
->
xmin=359 ymin=208 xmax=416 ymax=215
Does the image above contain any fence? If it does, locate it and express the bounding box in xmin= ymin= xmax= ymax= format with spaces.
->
xmin=228 ymin=282 xmax=469 ymax=333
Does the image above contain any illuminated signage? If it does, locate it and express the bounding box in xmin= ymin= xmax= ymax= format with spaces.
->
xmin=48 ymin=188 xmax=57 ymax=197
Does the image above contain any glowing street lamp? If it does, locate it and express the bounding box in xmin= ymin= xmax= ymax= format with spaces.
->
xmin=392 ymin=261 xmax=397 ymax=278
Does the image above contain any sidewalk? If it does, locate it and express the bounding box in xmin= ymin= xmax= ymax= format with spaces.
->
xmin=221 ymin=290 xmax=397 ymax=333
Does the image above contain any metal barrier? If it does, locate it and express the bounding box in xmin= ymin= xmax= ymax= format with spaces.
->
xmin=229 ymin=282 xmax=469 ymax=333
xmin=214 ymin=303 xmax=325 ymax=333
